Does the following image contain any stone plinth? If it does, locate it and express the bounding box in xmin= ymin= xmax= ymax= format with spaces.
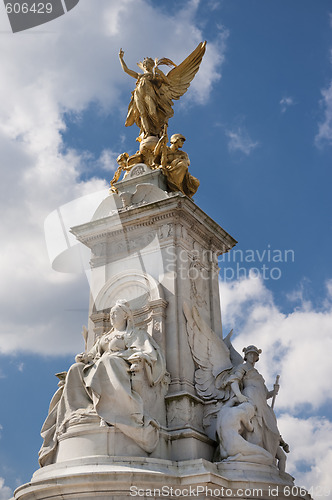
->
xmin=14 ymin=457 xmax=310 ymax=500
xmin=69 ymin=181 xmax=236 ymax=462
xmin=116 ymin=163 xmax=168 ymax=194
xmin=13 ymin=173 xmax=311 ymax=500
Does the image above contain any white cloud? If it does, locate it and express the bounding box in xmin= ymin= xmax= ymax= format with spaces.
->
xmin=17 ymin=362 xmax=24 ymax=373
xmin=285 ymin=278 xmax=313 ymax=311
xmin=280 ymin=96 xmax=295 ymax=113
xmin=97 ymin=149 xmax=118 ymax=172
xmin=220 ymin=276 xmax=332 ymax=411
xmin=314 ymin=11 xmax=332 ymax=148
xmin=187 ymin=27 xmax=228 ymax=105
xmin=315 ymin=81 xmax=332 ymax=147
xmin=219 ymin=276 xmax=332 ymax=496
xmin=278 ymin=415 xmax=332 ymax=498
xmin=0 ymin=1 xmax=225 ymax=356
xmin=326 ymin=279 xmax=332 ymax=298
xmin=0 ymin=478 xmax=12 ymax=500
xmin=315 ymin=14 xmax=332 ymax=148
xmin=225 ymin=126 xmax=259 ymax=155
xmin=101 ymin=0 xmax=224 ymax=108
xmin=208 ymin=0 xmax=221 ymax=11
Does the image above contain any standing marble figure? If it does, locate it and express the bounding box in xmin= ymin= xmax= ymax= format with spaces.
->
xmin=183 ymin=303 xmax=287 ymax=469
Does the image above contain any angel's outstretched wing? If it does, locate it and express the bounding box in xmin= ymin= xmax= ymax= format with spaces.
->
xmin=224 ymin=329 xmax=244 ymax=367
xmin=166 ymin=41 xmax=206 ymax=101
xmin=183 ymin=302 xmax=233 ymax=401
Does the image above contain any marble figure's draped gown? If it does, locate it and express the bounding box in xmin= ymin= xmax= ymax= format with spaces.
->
xmin=229 ymin=365 xmax=280 ymax=458
xmin=39 ymin=325 xmax=165 ymax=467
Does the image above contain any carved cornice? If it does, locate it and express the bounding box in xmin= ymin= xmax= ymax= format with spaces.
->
xmin=71 ymin=195 xmax=237 ymax=257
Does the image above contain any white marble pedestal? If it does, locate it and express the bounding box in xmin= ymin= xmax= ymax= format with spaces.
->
xmin=13 ymin=170 xmax=312 ymax=500
xmin=14 ymin=456 xmax=310 ymax=500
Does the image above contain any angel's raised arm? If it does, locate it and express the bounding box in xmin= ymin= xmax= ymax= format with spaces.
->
xmin=119 ymin=49 xmax=139 ymax=79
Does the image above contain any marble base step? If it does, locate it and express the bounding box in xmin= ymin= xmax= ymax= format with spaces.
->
xmin=14 ymin=457 xmax=311 ymax=500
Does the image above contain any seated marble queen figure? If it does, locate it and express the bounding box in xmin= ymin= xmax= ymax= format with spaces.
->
xmin=39 ymin=300 xmax=166 ymax=467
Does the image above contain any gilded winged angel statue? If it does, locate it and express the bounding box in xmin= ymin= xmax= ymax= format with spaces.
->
xmin=119 ymin=42 xmax=206 ymax=139
xmin=183 ymin=303 xmax=289 ymax=470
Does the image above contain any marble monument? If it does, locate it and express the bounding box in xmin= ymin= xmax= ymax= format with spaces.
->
xmin=13 ymin=42 xmax=311 ymax=500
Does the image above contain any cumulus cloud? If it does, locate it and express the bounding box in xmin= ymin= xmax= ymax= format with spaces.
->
xmin=326 ymin=279 xmax=332 ymax=298
xmin=220 ymin=276 xmax=332 ymax=411
xmin=219 ymin=275 xmax=332 ymax=495
xmin=315 ymin=16 xmax=332 ymax=147
xmin=280 ymin=96 xmax=295 ymax=113
xmin=225 ymin=126 xmax=259 ymax=155
xmin=208 ymin=0 xmax=221 ymax=11
xmin=315 ymin=81 xmax=332 ymax=147
xmin=278 ymin=415 xmax=332 ymax=497
xmin=0 ymin=1 xmax=225 ymax=356
xmin=97 ymin=149 xmax=119 ymax=172
xmin=102 ymin=0 xmax=224 ymax=107
xmin=0 ymin=478 xmax=12 ymax=500
xmin=0 ymin=435 xmax=12 ymax=500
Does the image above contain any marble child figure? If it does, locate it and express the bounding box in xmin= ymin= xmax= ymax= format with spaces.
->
xmin=39 ymin=300 xmax=166 ymax=467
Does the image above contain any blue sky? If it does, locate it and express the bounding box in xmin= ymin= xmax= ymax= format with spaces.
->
xmin=0 ymin=1 xmax=331 ymax=498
